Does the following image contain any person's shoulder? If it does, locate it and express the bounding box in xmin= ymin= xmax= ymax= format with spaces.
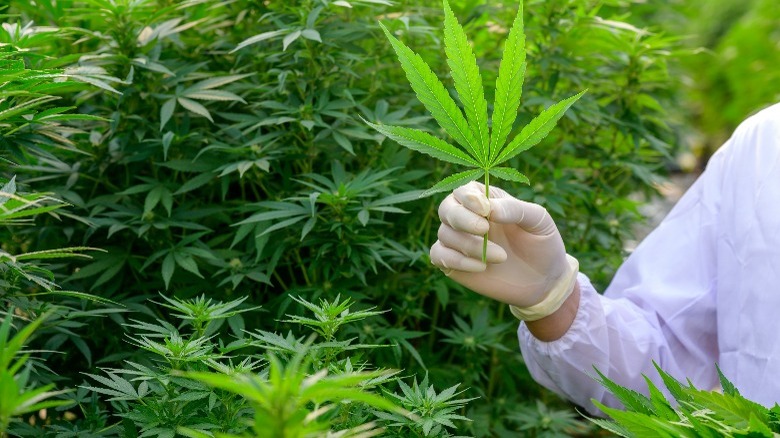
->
xmin=733 ymin=103 xmax=780 ymax=138
xmin=717 ymin=103 xmax=780 ymax=165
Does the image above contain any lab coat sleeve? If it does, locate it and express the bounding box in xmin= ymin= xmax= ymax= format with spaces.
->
xmin=518 ymin=133 xmax=727 ymax=415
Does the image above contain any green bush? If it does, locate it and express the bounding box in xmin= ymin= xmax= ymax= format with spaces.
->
xmin=2 ymin=0 xmax=683 ymax=435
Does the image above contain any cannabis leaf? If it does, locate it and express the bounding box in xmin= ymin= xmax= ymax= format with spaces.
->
xmin=374 ymin=374 xmax=476 ymax=436
xmin=366 ymin=0 xmax=584 ymax=262
xmin=591 ymin=363 xmax=780 ymax=437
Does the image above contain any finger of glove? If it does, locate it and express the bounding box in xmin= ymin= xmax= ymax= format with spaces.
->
xmin=489 ymin=197 xmax=556 ymax=235
xmin=430 ymin=241 xmax=486 ymax=273
xmin=453 ymin=182 xmax=491 ymax=216
xmin=437 ymin=224 xmax=507 ymax=263
xmin=439 ymin=194 xmax=489 ymax=235
xmin=456 ymin=181 xmax=511 ymax=201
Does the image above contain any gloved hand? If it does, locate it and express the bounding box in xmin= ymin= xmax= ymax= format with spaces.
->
xmin=430 ymin=181 xmax=578 ymax=319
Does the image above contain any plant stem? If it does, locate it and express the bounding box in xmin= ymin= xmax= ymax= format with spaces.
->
xmin=487 ymin=304 xmax=505 ymax=399
xmin=482 ymin=171 xmax=489 ymax=263
xmin=427 ymin=293 xmax=441 ymax=350
xmin=294 ymin=249 xmax=311 ymax=286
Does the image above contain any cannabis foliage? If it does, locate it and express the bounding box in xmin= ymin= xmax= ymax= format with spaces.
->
xmin=592 ymin=364 xmax=780 ymax=437
xmin=367 ymin=0 xmax=583 ymax=260
xmin=2 ymin=0 xmax=684 ymax=435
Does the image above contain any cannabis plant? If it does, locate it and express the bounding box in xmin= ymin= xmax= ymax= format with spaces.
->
xmin=374 ymin=374 xmax=475 ymax=437
xmin=83 ymin=293 xmax=474 ymax=438
xmin=592 ymin=363 xmax=780 ymax=437
xmin=0 ymin=45 xmax=105 ymax=159
xmin=184 ymin=351 xmax=398 ymax=438
xmin=366 ymin=0 xmax=583 ymax=260
xmin=0 ymin=41 xmax=126 ymax=436
xmin=81 ymin=295 xmax=262 ymax=437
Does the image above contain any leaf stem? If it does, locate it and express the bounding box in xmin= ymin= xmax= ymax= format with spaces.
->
xmin=483 ymin=170 xmax=489 ymax=263
xmin=487 ymin=303 xmax=505 ymax=400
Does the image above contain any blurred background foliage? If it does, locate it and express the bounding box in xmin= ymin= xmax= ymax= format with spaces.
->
xmin=637 ymin=0 xmax=780 ymax=164
xmin=682 ymin=0 xmax=780 ymax=161
xmin=0 ymin=0 xmax=778 ymax=436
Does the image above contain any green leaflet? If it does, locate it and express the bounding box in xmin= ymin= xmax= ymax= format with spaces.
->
xmin=489 ymin=3 xmax=526 ymax=163
xmin=592 ymin=402 xmax=690 ymax=438
xmin=378 ymin=23 xmax=481 ymax=162
xmin=717 ymin=364 xmax=739 ymax=396
xmin=586 ymin=416 xmax=632 ymax=437
xmin=749 ymin=413 xmax=775 ymax=436
xmin=652 ymin=362 xmax=694 ymax=404
xmin=443 ymin=0 xmax=489 ymax=163
xmin=490 ymin=167 xmax=529 ymax=185
xmin=593 ymin=363 xmax=780 ymax=437
xmin=364 ymin=120 xmax=478 ymax=167
xmin=593 ymin=368 xmax=655 ymax=417
xmin=493 ymin=90 xmax=586 ymax=166
xmin=420 ymin=169 xmax=484 ymax=197
xmin=643 ymin=376 xmax=679 ymax=422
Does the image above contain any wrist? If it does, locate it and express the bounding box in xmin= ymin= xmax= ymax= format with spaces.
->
xmin=524 ymin=280 xmax=580 ymax=342
xmin=508 ymin=255 xmax=579 ymax=321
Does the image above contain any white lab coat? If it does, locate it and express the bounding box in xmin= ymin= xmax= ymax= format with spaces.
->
xmin=518 ymin=103 xmax=780 ymax=415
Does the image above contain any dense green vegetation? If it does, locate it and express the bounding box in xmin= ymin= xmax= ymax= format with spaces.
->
xmin=2 ymin=0 xmax=777 ymax=436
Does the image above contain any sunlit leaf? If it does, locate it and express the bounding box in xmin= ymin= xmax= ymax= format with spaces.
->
xmin=232 ymin=29 xmax=288 ymax=52
xmin=490 ymin=3 xmax=526 ymax=162
xmin=489 ymin=167 xmax=529 ymax=184
xmin=421 ymin=168 xmax=484 ymax=197
xmin=378 ymin=22 xmax=480 ymax=161
xmin=364 ymin=120 xmax=478 ymax=167
xmin=301 ymin=29 xmax=321 ymax=43
xmin=493 ymin=91 xmax=586 ymax=165
xmin=160 ymin=98 xmax=176 ymax=130
xmin=443 ymin=0 xmax=489 ymax=162
xmin=283 ymin=30 xmax=302 ymax=51
xmin=178 ymin=97 xmax=213 ymax=122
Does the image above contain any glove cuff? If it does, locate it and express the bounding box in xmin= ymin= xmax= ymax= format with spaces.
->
xmin=509 ymin=255 xmax=579 ymax=322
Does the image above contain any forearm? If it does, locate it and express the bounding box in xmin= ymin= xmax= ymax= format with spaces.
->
xmin=524 ymin=280 xmax=580 ymax=342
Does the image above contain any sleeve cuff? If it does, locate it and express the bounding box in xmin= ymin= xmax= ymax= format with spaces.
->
xmin=509 ymin=255 xmax=579 ymax=321
xmin=518 ymin=273 xmax=597 ymax=356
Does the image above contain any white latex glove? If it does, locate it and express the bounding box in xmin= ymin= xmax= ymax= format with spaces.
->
xmin=430 ymin=181 xmax=578 ymax=315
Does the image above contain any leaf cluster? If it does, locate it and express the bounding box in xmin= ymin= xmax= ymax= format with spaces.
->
xmin=592 ymin=363 xmax=780 ymax=437
xmin=80 ymin=293 xmax=472 ymax=438
xmin=375 ymin=374 xmax=475 ymax=437
xmin=368 ymin=0 xmax=584 ymax=197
